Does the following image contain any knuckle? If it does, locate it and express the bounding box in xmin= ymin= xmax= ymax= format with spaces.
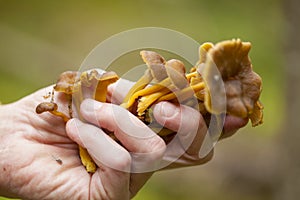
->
xmin=145 ymin=136 xmax=167 ymax=159
xmin=112 ymin=151 xmax=132 ymax=171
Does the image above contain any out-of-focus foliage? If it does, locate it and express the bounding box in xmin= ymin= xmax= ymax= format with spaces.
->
xmin=0 ymin=0 xmax=285 ymax=200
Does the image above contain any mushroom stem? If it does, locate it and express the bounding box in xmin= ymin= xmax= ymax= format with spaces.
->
xmin=186 ymin=71 xmax=198 ymax=81
xmin=79 ymin=146 xmax=97 ymax=173
xmin=36 ymin=102 xmax=70 ymax=122
xmin=121 ymin=69 xmax=153 ymax=108
xmin=137 ymin=87 xmax=171 ymax=116
xmin=126 ymin=77 xmax=172 ymax=109
xmin=158 ymin=82 xmax=205 ymax=102
xmin=49 ymin=111 xmax=70 ymax=122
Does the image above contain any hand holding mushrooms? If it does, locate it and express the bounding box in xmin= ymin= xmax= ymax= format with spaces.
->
xmin=35 ymin=38 xmax=263 ymax=172
xmin=0 ymin=38 xmax=262 ymax=200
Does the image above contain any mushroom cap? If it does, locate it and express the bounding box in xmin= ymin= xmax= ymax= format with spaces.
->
xmin=36 ymin=102 xmax=58 ymax=114
xmin=201 ymin=39 xmax=263 ymax=119
xmin=80 ymin=70 xmax=119 ymax=102
xmin=165 ymin=59 xmax=188 ymax=89
xmin=54 ymin=71 xmax=80 ymax=94
xmin=140 ymin=50 xmax=168 ymax=82
xmin=80 ymin=70 xmax=118 ymax=87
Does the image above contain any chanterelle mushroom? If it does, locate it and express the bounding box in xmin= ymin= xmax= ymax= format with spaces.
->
xmin=136 ymin=58 xmax=190 ymax=116
xmin=121 ymin=51 xmax=166 ymax=109
xmin=200 ymin=39 xmax=263 ymax=125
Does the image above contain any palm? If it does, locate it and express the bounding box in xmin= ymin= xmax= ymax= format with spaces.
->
xmin=0 ymin=88 xmax=83 ymax=199
xmin=1 ymin=85 xmax=167 ymax=200
xmin=0 ymin=86 xmax=126 ymax=199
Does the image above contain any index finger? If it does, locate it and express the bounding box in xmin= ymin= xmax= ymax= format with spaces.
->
xmin=80 ymin=99 xmax=166 ymax=172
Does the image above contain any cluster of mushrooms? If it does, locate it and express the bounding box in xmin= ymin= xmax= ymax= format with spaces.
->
xmin=36 ymin=39 xmax=263 ymax=173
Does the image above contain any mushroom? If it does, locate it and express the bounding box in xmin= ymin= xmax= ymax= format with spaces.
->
xmin=156 ymin=59 xmax=205 ymax=103
xmin=80 ymin=70 xmax=119 ymax=102
xmin=249 ymin=100 xmax=264 ymax=127
xmin=137 ymin=87 xmax=171 ymax=116
xmin=136 ymin=59 xmax=191 ymax=116
xmin=78 ymin=146 xmax=97 ymax=173
xmin=201 ymin=39 xmax=263 ymax=124
xmin=36 ymin=102 xmax=70 ymax=122
xmin=54 ymin=71 xmax=80 ymax=94
xmin=121 ymin=50 xmax=166 ymax=108
xmin=75 ymin=70 xmax=119 ymax=173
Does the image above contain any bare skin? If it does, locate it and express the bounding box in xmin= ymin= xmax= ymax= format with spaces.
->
xmin=0 ymin=85 xmax=166 ymax=200
xmin=0 ymin=79 xmax=247 ymax=200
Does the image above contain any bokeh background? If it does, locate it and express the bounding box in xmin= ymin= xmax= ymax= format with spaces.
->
xmin=1 ymin=0 xmax=298 ymax=199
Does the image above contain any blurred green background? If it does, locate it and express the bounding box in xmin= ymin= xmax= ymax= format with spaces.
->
xmin=0 ymin=0 xmax=289 ymax=199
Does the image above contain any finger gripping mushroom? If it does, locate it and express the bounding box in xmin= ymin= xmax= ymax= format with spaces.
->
xmin=36 ymin=70 xmax=119 ymax=173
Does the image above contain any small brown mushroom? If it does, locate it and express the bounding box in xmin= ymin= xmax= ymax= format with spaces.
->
xmin=36 ymin=102 xmax=70 ymax=122
xmin=140 ymin=50 xmax=167 ymax=82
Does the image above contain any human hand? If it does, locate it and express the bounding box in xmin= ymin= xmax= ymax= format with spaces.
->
xmin=0 ymin=85 xmax=165 ymax=200
xmin=107 ymin=78 xmax=248 ymax=169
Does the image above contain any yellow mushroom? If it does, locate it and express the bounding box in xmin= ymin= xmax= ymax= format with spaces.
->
xmin=201 ymin=39 xmax=263 ymax=124
xmin=137 ymin=87 xmax=171 ymax=116
xmin=156 ymin=59 xmax=205 ymax=103
xmin=121 ymin=50 xmax=167 ymax=109
xmin=80 ymin=70 xmax=119 ymax=102
xmin=136 ymin=59 xmax=191 ymax=116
